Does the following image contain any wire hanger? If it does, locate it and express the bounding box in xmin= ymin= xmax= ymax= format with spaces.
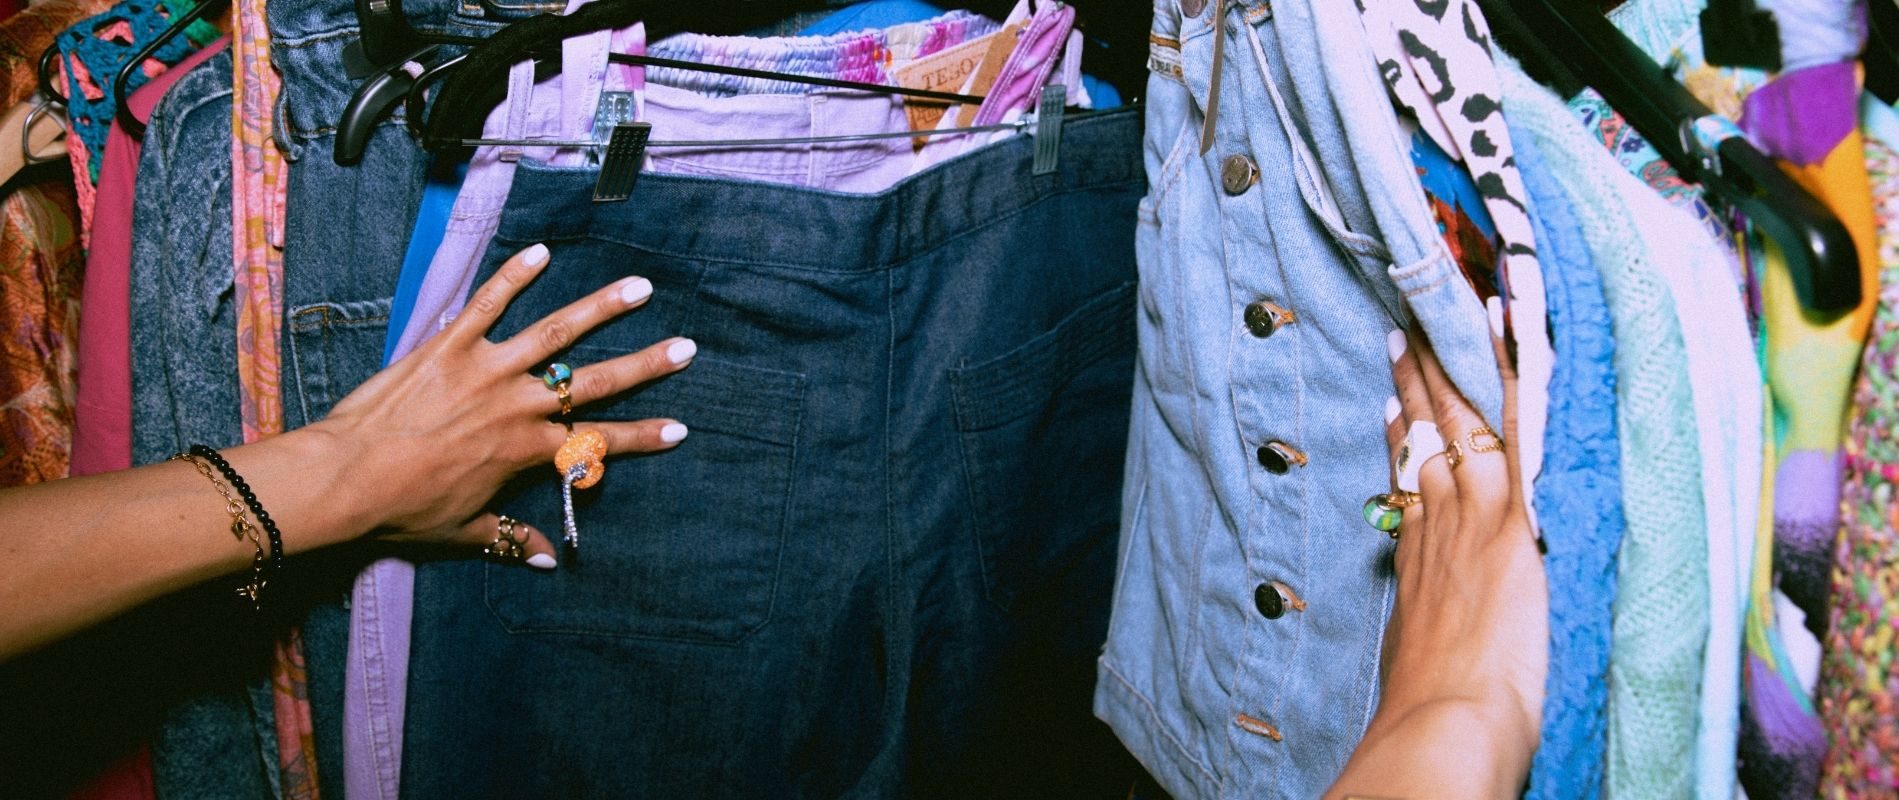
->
xmin=1486 ymin=0 xmax=1862 ymax=313
xmin=405 ymin=0 xmax=1130 ymax=157
xmin=335 ymin=1 xmax=996 ymax=164
xmin=113 ymin=0 xmax=230 ymax=138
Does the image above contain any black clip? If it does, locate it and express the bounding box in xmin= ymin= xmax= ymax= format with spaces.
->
xmin=593 ymin=122 xmax=650 ymax=203
xmin=1032 ymin=84 xmax=1066 ymax=176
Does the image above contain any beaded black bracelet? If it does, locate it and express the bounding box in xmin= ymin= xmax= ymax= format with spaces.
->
xmin=189 ymin=445 xmax=285 ymax=577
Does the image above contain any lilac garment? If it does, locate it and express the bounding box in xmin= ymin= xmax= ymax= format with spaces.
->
xmin=343 ymin=14 xmax=646 ymax=800
xmin=345 ymin=9 xmax=1075 ymax=797
xmin=912 ymin=0 xmax=1079 ymax=173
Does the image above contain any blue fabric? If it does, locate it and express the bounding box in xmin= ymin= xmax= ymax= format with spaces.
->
xmin=796 ymin=0 xmax=946 ymax=34
xmin=395 ymin=111 xmax=1145 ymax=798
xmin=383 ymin=161 xmax=467 ymax=365
xmin=1094 ymin=2 xmax=1506 ymax=798
xmin=797 ymin=0 xmax=1122 ymax=108
xmin=1514 ymin=120 xmax=1627 ymax=800
xmin=1407 ymin=126 xmax=1499 ymax=241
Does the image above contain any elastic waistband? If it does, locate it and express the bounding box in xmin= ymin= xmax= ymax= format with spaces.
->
xmin=646 ymin=10 xmax=1000 ymax=96
xmin=493 ymin=108 xmax=1142 ymax=272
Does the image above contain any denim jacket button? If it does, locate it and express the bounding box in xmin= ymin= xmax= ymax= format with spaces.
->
xmin=1256 ymin=441 xmax=1307 ymax=474
xmin=1180 ymin=0 xmax=1208 ymax=18
xmin=1243 ymin=300 xmax=1294 ymax=338
xmin=1221 ymin=154 xmax=1259 ymax=195
xmin=1254 ymin=583 xmax=1286 ymax=619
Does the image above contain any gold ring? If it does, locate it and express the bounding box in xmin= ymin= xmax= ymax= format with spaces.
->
xmin=1383 ymin=490 xmax=1422 ymax=508
xmin=1445 ymin=426 xmax=1504 ymax=470
xmin=485 ymin=515 xmax=528 ymax=560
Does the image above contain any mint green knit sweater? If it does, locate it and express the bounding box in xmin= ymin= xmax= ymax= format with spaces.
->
xmin=1497 ymin=56 xmax=1711 ymax=799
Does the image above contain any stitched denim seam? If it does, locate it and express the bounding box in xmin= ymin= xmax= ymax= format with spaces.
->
xmin=947 ymin=282 xmax=1135 ymax=608
xmin=879 ymin=266 xmax=902 ymax=730
xmin=1181 ymin=496 xmax=1212 ymax=702
xmin=1099 ymin=658 xmax=1222 ymax=786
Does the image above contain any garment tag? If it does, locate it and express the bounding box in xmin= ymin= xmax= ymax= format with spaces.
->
xmin=955 ymin=21 xmax=1028 ymax=127
xmin=593 ymin=122 xmax=650 ymax=203
xmin=892 ymin=30 xmax=1002 ymax=138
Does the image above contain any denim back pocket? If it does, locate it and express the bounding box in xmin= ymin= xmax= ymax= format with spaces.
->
xmin=485 ymin=350 xmax=806 ymax=644
xmin=283 ymin=298 xmax=394 ymax=426
xmin=948 ymin=282 xmax=1137 ymax=611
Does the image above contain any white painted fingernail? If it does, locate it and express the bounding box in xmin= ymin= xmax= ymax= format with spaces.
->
xmin=1486 ymin=296 xmax=1505 ymax=338
xmin=522 ymin=243 xmax=549 ymax=267
xmin=1386 ymin=329 xmax=1407 ymax=363
xmin=1384 ymin=396 xmax=1401 ymax=425
xmin=666 ymin=338 xmax=697 ymax=365
xmin=526 ymin=553 xmax=557 ymax=570
xmin=620 ymin=277 xmax=652 ymax=306
xmin=660 ymin=423 xmax=689 ymax=443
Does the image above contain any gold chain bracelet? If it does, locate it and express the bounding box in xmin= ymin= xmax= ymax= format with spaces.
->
xmin=172 ymin=453 xmax=269 ymax=609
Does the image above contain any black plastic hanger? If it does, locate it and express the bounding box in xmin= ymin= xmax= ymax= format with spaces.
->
xmin=1489 ymin=0 xmax=1861 ymax=313
xmin=37 ymin=41 xmax=67 ymax=106
xmin=113 ymin=0 xmax=230 ymax=138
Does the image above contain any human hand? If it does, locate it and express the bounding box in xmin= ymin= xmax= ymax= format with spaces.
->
xmin=305 ymin=243 xmax=695 ymax=567
xmin=1328 ymin=298 xmax=1547 ymax=799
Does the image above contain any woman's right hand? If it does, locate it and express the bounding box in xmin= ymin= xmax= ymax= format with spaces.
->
xmin=305 ymin=242 xmax=697 ymax=566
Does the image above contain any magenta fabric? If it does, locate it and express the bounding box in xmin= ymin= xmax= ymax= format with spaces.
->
xmin=69 ymin=37 xmax=228 ymax=478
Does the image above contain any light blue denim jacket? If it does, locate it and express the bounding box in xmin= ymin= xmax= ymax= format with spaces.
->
xmin=1095 ymin=2 xmax=1503 ymax=797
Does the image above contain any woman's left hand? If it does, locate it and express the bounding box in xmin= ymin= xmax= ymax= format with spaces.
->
xmin=304 ymin=243 xmax=696 ymax=565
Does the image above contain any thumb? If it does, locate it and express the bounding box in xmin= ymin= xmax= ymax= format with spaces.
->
xmin=458 ymin=513 xmax=561 ymax=571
